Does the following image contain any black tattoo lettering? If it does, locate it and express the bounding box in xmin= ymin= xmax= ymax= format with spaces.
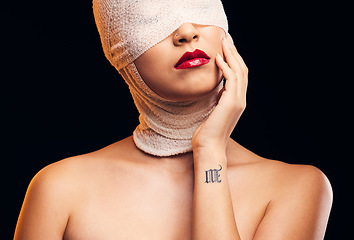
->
xmin=205 ymin=164 xmax=222 ymax=183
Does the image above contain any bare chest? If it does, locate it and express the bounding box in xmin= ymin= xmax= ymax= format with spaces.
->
xmin=63 ymin=171 xmax=269 ymax=240
xmin=63 ymin=172 xmax=194 ymax=240
xmin=64 ymin=196 xmax=193 ymax=240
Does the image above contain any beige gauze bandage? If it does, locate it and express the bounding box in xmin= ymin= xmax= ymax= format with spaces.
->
xmin=93 ymin=0 xmax=228 ymax=156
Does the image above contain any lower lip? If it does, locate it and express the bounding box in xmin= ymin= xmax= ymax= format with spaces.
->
xmin=175 ymin=58 xmax=210 ymax=70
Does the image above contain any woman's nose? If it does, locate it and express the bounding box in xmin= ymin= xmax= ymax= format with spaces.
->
xmin=173 ymin=23 xmax=200 ymax=46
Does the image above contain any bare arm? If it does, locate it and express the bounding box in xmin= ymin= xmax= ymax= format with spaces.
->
xmin=192 ymin=152 xmax=240 ymax=239
xmin=191 ymin=33 xmax=246 ymax=240
xmin=14 ymin=163 xmax=72 ymax=240
xmin=191 ymin=33 xmax=332 ymax=239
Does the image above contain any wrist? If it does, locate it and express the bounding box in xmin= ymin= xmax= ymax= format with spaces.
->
xmin=193 ymin=148 xmax=227 ymax=168
xmin=193 ymin=151 xmax=228 ymax=185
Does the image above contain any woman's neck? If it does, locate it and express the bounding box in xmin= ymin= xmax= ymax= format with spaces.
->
xmin=119 ymin=62 xmax=223 ymax=157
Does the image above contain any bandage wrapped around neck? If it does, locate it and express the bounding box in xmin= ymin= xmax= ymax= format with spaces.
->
xmin=93 ymin=0 xmax=228 ymax=156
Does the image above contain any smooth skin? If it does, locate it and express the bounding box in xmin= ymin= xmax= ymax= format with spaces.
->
xmin=14 ymin=23 xmax=333 ymax=240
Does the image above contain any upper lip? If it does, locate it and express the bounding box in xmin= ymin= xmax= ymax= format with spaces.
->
xmin=174 ymin=49 xmax=210 ymax=68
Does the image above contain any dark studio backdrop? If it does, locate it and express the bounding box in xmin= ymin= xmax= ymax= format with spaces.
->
xmin=4 ymin=0 xmax=350 ymax=239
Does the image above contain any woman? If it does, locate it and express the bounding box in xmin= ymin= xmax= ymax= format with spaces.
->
xmin=14 ymin=0 xmax=332 ymax=239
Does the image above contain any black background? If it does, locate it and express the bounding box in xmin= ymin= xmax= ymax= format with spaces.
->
xmin=4 ymin=0 xmax=351 ymax=239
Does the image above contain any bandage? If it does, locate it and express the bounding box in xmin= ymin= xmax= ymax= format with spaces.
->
xmin=93 ymin=0 xmax=228 ymax=156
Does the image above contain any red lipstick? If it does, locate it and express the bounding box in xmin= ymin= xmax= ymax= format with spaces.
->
xmin=174 ymin=49 xmax=211 ymax=70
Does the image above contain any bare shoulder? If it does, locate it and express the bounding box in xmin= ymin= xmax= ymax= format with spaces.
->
xmin=227 ymin=139 xmax=332 ymax=200
xmin=15 ymin=138 xmax=134 ymax=239
xmin=31 ymin=154 xmax=89 ymax=192
xmin=30 ymin=138 xmax=132 ymax=190
xmin=260 ymin=159 xmax=333 ymax=201
xmin=233 ymin=157 xmax=332 ymax=240
xmin=36 ymin=135 xmax=135 ymax=175
xmin=20 ymin=152 xmax=99 ymax=216
xmin=239 ymin=155 xmax=333 ymax=207
xmin=252 ymin=160 xmax=333 ymax=239
xmin=226 ymin=140 xmax=333 ymax=239
xmin=14 ymin=154 xmax=88 ymax=238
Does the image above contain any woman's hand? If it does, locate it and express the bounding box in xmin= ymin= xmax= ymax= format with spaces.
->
xmin=191 ymin=34 xmax=245 ymax=239
xmin=192 ymin=33 xmax=248 ymax=156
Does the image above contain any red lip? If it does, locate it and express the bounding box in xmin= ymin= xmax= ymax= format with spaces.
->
xmin=174 ymin=49 xmax=211 ymax=69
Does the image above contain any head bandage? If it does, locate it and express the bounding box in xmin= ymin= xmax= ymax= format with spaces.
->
xmin=93 ymin=0 xmax=228 ymax=156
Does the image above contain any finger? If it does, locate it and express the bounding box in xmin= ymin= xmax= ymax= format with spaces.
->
xmin=222 ymin=38 xmax=241 ymax=73
xmin=217 ymin=48 xmax=248 ymax=107
xmin=225 ymin=34 xmax=248 ymax=74
xmin=215 ymin=53 xmax=236 ymax=88
xmin=223 ymin=36 xmax=249 ymax=91
xmin=215 ymin=54 xmax=246 ymax=129
xmin=221 ymin=41 xmax=248 ymax=93
xmin=226 ymin=33 xmax=238 ymax=54
xmin=227 ymin=33 xmax=234 ymax=45
xmin=224 ymin=39 xmax=247 ymax=74
xmin=222 ymin=38 xmax=248 ymax=88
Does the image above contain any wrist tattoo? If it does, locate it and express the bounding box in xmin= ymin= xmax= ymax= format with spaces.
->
xmin=205 ymin=164 xmax=222 ymax=183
